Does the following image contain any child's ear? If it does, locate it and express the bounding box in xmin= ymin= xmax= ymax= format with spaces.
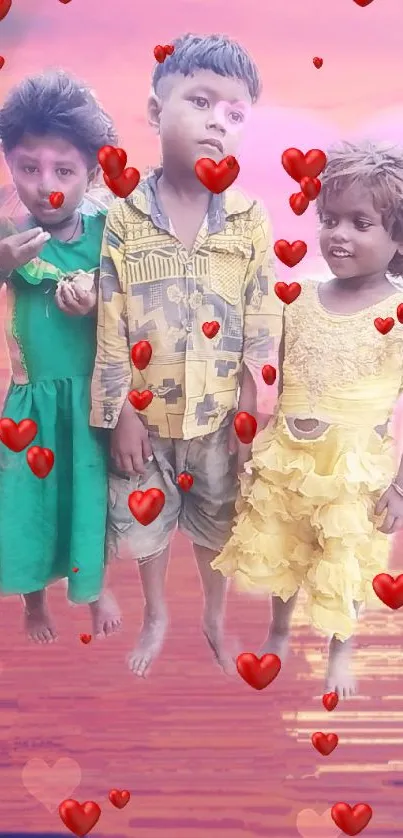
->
xmin=147 ymin=93 xmax=162 ymax=135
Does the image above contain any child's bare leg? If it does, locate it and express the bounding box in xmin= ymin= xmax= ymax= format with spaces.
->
xmin=23 ymin=589 xmax=57 ymax=643
xmin=129 ymin=546 xmax=170 ymax=678
xmin=89 ymin=588 xmax=122 ymax=639
xmin=260 ymin=592 xmax=299 ymax=660
xmin=193 ymin=544 xmax=236 ymax=675
xmin=325 ymin=602 xmax=360 ymax=699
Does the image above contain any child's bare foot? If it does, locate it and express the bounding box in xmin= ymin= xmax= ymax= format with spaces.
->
xmin=259 ymin=628 xmax=290 ymax=663
xmin=325 ymin=636 xmax=357 ymax=699
xmin=203 ymin=620 xmax=238 ymax=675
xmin=89 ymin=590 xmax=122 ymax=638
xmin=23 ymin=592 xmax=57 ymax=643
xmin=128 ymin=611 xmax=168 ymax=678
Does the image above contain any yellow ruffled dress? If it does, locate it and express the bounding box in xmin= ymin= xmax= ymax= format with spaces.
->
xmin=212 ymin=280 xmax=403 ymax=641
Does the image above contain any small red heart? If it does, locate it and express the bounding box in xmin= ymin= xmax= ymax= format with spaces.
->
xmin=128 ymin=488 xmax=165 ymax=526
xmin=289 ymin=192 xmax=309 ymax=216
xmin=104 ymin=167 xmax=140 ymax=199
xmin=131 ymin=340 xmax=152 ymax=370
xmin=261 ymin=364 xmax=276 ymax=385
xmin=372 ymin=573 xmax=403 ymax=609
xmin=236 ymin=652 xmax=281 ymax=690
xmin=177 ymin=471 xmax=193 ymax=492
xmin=153 ymin=44 xmax=173 ymax=63
xmin=97 ymin=145 xmax=127 ymax=179
xmin=374 ymin=316 xmax=394 ymax=335
xmin=109 ymin=789 xmax=131 ymax=809
xmin=300 ymin=176 xmax=321 ymax=200
xmin=128 ymin=389 xmax=154 ymax=410
xmin=282 ymin=147 xmax=327 ymax=182
xmin=49 ymin=191 xmax=64 ymax=209
xmin=0 ymin=418 xmax=37 ymax=452
xmin=0 ymin=56 xmax=5 ymax=70
xmin=202 ymin=320 xmax=220 ymax=339
xmin=322 ymin=691 xmax=339 ymax=711
xmin=59 ymin=0 xmax=73 ymax=3
xmin=0 ymin=0 xmax=12 ymax=21
xmin=396 ymin=303 xmax=403 ymax=323
xmin=80 ymin=634 xmax=92 ymax=645
xmin=274 ymin=281 xmax=302 ymax=305
xmin=311 ymin=732 xmax=338 ymax=756
xmin=331 ymin=803 xmax=372 ymax=836
xmin=234 ymin=411 xmax=257 ymax=445
xmin=195 ymin=156 xmax=240 ymax=194
xmin=72 ymin=567 xmax=79 ymax=573
xmin=274 ymin=240 xmax=307 ymax=268
xmin=58 ymin=799 xmax=101 ymax=837
xmin=26 ymin=446 xmax=54 ymax=479
xmin=164 ymin=44 xmax=175 ymax=55
xmin=313 ymin=56 xmax=323 ymax=69
xmin=353 ymin=0 xmax=374 ymax=5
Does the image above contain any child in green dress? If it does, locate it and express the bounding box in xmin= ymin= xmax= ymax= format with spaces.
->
xmin=0 ymin=70 xmax=121 ymax=641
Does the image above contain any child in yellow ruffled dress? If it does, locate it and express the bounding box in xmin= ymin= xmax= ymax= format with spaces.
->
xmin=212 ymin=140 xmax=403 ymax=697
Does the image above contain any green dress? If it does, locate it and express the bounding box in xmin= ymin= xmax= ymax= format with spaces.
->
xmin=0 ymin=212 xmax=108 ymax=603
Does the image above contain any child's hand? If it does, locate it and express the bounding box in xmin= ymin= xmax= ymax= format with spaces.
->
xmin=55 ymin=282 xmax=96 ymax=316
xmin=111 ymin=400 xmax=153 ymax=475
xmin=375 ymin=484 xmax=403 ymax=534
xmin=0 ymin=227 xmax=51 ymax=273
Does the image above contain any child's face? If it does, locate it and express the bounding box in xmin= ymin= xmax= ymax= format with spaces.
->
xmin=6 ymin=134 xmax=92 ymax=225
xmin=152 ymin=69 xmax=252 ymax=173
xmin=319 ymin=183 xmax=401 ymax=280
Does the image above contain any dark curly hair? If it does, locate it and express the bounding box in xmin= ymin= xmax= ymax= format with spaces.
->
xmin=317 ymin=140 xmax=403 ymax=278
xmin=0 ymin=69 xmax=118 ymax=168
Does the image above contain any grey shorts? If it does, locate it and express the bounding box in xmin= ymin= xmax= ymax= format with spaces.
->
xmin=106 ymin=417 xmax=238 ymax=563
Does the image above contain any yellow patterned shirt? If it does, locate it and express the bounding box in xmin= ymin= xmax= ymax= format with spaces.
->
xmin=90 ymin=168 xmax=283 ymax=440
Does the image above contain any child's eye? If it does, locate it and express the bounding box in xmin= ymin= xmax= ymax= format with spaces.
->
xmin=355 ymin=220 xmax=371 ymax=230
xmin=228 ymin=111 xmax=244 ymax=124
xmin=57 ymin=168 xmax=74 ymax=176
xmin=322 ymin=216 xmax=337 ymax=229
xmin=23 ymin=166 xmax=38 ymax=174
xmin=190 ymin=96 xmax=209 ymax=109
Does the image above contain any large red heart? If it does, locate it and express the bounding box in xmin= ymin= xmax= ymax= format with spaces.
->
xmin=331 ymin=803 xmax=372 ymax=836
xmin=49 ymin=191 xmax=64 ymax=209
xmin=261 ymin=364 xmax=276 ymax=385
xmin=177 ymin=471 xmax=194 ymax=492
xmin=397 ymin=303 xmax=403 ymax=323
xmin=322 ymin=691 xmax=339 ymax=712
xmin=274 ymin=281 xmax=301 ymax=305
xmin=97 ymin=145 xmax=127 ymax=179
xmin=372 ymin=573 xmax=403 ymax=609
xmin=374 ymin=316 xmax=394 ymax=335
xmin=108 ymin=789 xmax=131 ymax=809
xmin=236 ymin=652 xmax=281 ymax=690
xmin=300 ymin=176 xmax=321 ymax=200
xmin=282 ymin=147 xmax=327 ymax=182
xmin=131 ymin=340 xmax=152 ymax=370
xmin=0 ymin=418 xmax=37 ymax=452
xmin=104 ymin=168 xmax=140 ymax=199
xmin=195 ymin=156 xmax=240 ymax=194
xmin=234 ymin=411 xmax=257 ymax=444
xmin=128 ymin=389 xmax=154 ymax=411
xmin=311 ymin=732 xmax=338 ymax=756
xmin=26 ymin=446 xmax=54 ymax=479
xmin=0 ymin=57 xmax=4 ymax=70
xmin=202 ymin=320 xmax=220 ymax=339
xmin=289 ymin=192 xmax=309 ymax=216
xmin=274 ymin=240 xmax=307 ymax=268
xmin=58 ymin=799 xmax=101 ymax=837
xmin=128 ymin=488 xmax=165 ymax=526
xmin=0 ymin=0 xmax=12 ymax=21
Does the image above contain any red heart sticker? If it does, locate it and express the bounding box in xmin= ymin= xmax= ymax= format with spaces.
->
xmin=128 ymin=488 xmax=165 ymax=526
xmin=59 ymin=0 xmax=73 ymax=3
xmin=331 ymin=803 xmax=372 ymax=836
xmin=234 ymin=411 xmax=257 ymax=444
xmin=0 ymin=418 xmax=37 ymax=452
xmin=322 ymin=691 xmax=339 ymax=711
xmin=311 ymin=732 xmax=338 ymax=756
xmin=153 ymin=44 xmax=175 ymax=63
xmin=131 ymin=340 xmax=152 ymax=370
xmin=396 ymin=303 xmax=403 ymax=323
xmin=195 ymin=156 xmax=240 ymax=194
xmin=58 ymin=799 xmax=101 ymax=837
xmin=374 ymin=316 xmax=394 ymax=334
xmin=128 ymin=389 xmax=154 ymax=411
xmin=372 ymin=573 xmax=403 ymax=609
xmin=274 ymin=240 xmax=307 ymax=268
xmin=202 ymin=321 xmax=220 ymax=339
xmin=104 ymin=168 xmax=140 ymax=199
xmin=282 ymin=148 xmax=327 ymax=182
xmin=274 ymin=281 xmax=302 ymax=305
xmin=0 ymin=0 xmax=11 ymax=21
xmin=261 ymin=364 xmax=276 ymax=385
xmin=236 ymin=652 xmax=281 ymax=690
xmin=26 ymin=446 xmax=54 ymax=479
xmin=97 ymin=145 xmax=127 ymax=179
xmin=80 ymin=634 xmax=92 ymax=645
xmin=49 ymin=191 xmax=64 ymax=209
xmin=72 ymin=567 xmax=79 ymax=573
xmin=289 ymin=192 xmax=309 ymax=216
xmin=353 ymin=0 xmax=374 ymax=5
xmin=300 ymin=176 xmax=321 ymax=200
xmin=313 ymin=56 xmax=323 ymax=69
xmin=177 ymin=471 xmax=193 ymax=492
xmin=109 ymin=789 xmax=131 ymax=809
xmin=0 ymin=57 xmax=5 ymax=70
